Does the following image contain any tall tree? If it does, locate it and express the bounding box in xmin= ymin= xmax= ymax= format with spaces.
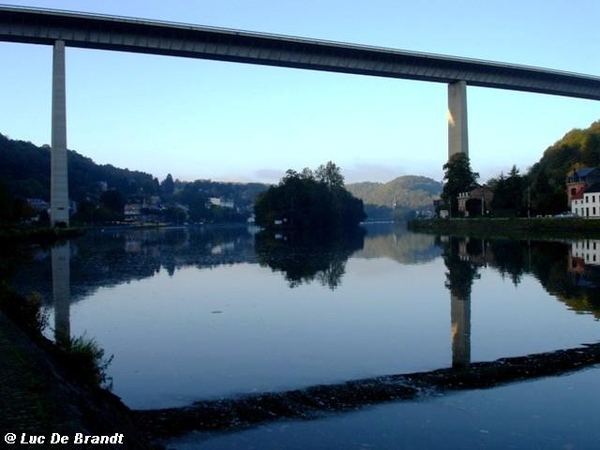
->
xmin=315 ymin=161 xmax=345 ymax=190
xmin=490 ymin=165 xmax=525 ymax=215
xmin=441 ymin=153 xmax=479 ymax=216
xmin=161 ymin=173 xmax=175 ymax=196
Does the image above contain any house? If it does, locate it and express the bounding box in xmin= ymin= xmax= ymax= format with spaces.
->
xmin=566 ymin=167 xmax=600 ymax=207
xmin=123 ymin=203 xmax=142 ymax=222
xmin=207 ymin=197 xmax=234 ymax=209
xmin=457 ymin=184 xmax=494 ymax=217
xmin=571 ymin=182 xmax=600 ymax=218
xmin=27 ymin=198 xmax=50 ymax=213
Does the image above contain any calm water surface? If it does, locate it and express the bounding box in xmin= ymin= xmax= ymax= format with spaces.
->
xmin=10 ymin=224 xmax=600 ymax=448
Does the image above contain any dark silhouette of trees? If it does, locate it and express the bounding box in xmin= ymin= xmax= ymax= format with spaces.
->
xmin=441 ymin=153 xmax=479 ymax=216
xmin=255 ymin=228 xmax=364 ymax=289
xmin=254 ymin=162 xmax=365 ymax=232
xmin=161 ymin=174 xmax=175 ymax=196
xmin=489 ymin=165 xmax=525 ymax=216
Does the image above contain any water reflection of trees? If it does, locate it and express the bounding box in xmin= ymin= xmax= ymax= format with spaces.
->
xmin=255 ymin=229 xmax=365 ymax=289
xmin=10 ymin=226 xmax=258 ymax=305
xmin=438 ymin=237 xmax=600 ymax=319
xmin=438 ymin=237 xmax=481 ymax=299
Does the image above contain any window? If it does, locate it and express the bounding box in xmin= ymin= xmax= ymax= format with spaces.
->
xmin=586 ymin=196 xmax=589 ymax=203
xmin=594 ymin=207 xmax=597 ymax=216
xmin=571 ymin=187 xmax=577 ymax=195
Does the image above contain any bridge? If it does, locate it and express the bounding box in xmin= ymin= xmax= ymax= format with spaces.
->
xmin=2 ymin=5 xmax=600 ymax=224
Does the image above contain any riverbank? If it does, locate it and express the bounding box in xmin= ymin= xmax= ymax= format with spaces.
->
xmin=408 ymin=217 xmax=600 ymax=238
xmin=0 ymin=225 xmax=83 ymax=243
xmin=0 ymin=312 xmax=159 ymax=449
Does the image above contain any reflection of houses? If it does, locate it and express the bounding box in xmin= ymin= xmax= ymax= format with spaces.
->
xmin=457 ymin=237 xmax=496 ymax=266
xmin=457 ymin=184 xmax=493 ymax=217
xmin=569 ymin=240 xmax=600 ymax=272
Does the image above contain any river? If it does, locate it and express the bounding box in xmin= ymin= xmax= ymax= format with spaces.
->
xmin=7 ymin=223 xmax=600 ymax=449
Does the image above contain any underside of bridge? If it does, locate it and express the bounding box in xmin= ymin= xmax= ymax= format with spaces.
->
xmin=2 ymin=6 xmax=598 ymax=225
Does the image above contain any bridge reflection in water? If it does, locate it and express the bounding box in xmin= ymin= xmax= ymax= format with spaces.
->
xmin=51 ymin=242 xmax=70 ymax=346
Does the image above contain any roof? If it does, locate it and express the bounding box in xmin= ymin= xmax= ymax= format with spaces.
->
xmin=584 ymin=182 xmax=600 ymax=194
xmin=574 ymin=168 xmax=597 ymax=178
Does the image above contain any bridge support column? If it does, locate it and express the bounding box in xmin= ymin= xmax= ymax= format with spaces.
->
xmin=51 ymin=40 xmax=69 ymax=226
xmin=448 ymin=80 xmax=469 ymax=159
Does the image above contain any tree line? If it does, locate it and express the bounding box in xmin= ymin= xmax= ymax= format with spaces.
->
xmin=0 ymin=133 xmax=268 ymax=225
xmin=440 ymin=119 xmax=600 ymax=217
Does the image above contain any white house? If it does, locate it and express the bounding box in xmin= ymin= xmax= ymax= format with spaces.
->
xmin=571 ymin=183 xmax=600 ymax=218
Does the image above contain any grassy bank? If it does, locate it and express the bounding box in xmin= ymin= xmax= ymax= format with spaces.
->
xmin=408 ymin=217 xmax=600 ymax=239
xmin=0 ymin=284 xmax=159 ymax=449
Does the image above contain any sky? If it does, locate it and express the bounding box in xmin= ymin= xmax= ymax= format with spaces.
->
xmin=1 ymin=0 xmax=599 ymax=185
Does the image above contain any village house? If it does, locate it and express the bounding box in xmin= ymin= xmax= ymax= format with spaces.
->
xmin=571 ymin=183 xmax=600 ymax=218
xmin=457 ymin=184 xmax=494 ymax=217
xmin=567 ymin=167 xmax=600 ymax=207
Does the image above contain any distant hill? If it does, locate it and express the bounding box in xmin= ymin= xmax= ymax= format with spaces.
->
xmin=347 ymin=175 xmax=442 ymax=220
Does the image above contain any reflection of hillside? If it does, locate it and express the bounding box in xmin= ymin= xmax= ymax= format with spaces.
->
xmin=11 ymin=226 xmax=258 ymax=305
xmin=355 ymin=224 xmax=440 ymax=264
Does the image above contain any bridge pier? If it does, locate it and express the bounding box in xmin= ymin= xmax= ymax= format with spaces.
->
xmin=51 ymin=40 xmax=69 ymax=226
xmin=448 ymin=80 xmax=469 ymax=159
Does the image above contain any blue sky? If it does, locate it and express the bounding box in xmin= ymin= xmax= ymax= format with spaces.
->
xmin=1 ymin=0 xmax=599 ymax=184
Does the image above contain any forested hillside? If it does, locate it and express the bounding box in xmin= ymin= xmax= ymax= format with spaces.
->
xmin=0 ymin=133 xmax=268 ymax=224
xmin=347 ymin=175 xmax=442 ymax=220
xmin=0 ymin=133 xmax=157 ymax=200
xmin=525 ymin=120 xmax=600 ymax=214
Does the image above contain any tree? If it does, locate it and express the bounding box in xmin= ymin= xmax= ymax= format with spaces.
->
xmin=161 ymin=173 xmax=175 ymax=196
xmin=315 ymin=161 xmax=345 ymax=190
xmin=490 ymin=165 xmax=525 ymax=216
xmin=99 ymin=189 xmax=125 ymax=221
xmin=441 ymin=153 xmax=479 ymax=216
xmin=254 ymin=162 xmax=365 ymax=231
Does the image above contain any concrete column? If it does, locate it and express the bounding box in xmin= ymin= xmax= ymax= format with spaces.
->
xmin=52 ymin=243 xmax=71 ymax=347
xmin=51 ymin=40 xmax=69 ymax=226
xmin=451 ymin=292 xmax=471 ymax=369
xmin=448 ymin=80 xmax=469 ymax=159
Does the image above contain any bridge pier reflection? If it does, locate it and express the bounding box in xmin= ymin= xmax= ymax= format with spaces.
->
xmin=51 ymin=243 xmax=71 ymax=346
xmin=451 ymin=292 xmax=471 ymax=369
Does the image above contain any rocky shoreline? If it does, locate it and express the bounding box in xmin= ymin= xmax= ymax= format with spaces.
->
xmin=0 ymin=312 xmax=159 ymax=449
